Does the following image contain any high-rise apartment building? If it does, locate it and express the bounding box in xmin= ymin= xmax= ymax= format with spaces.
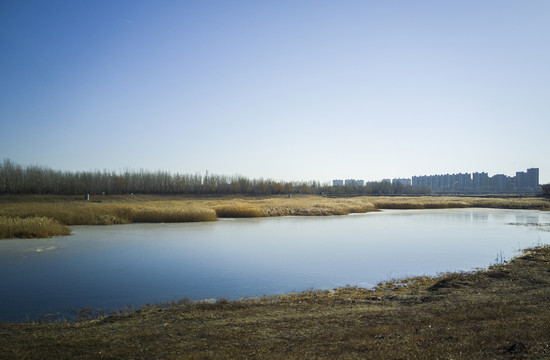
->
xmin=392 ymin=178 xmax=411 ymax=186
xmin=410 ymin=168 xmax=539 ymax=194
xmin=472 ymin=172 xmax=489 ymax=193
xmin=344 ymin=179 xmax=364 ymax=187
xmin=527 ymin=168 xmax=539 ymax=190
xmin=335 ymin=168 xmax=540 ymax=194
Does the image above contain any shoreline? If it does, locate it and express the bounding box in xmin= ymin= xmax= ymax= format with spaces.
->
xmin=1 ymin=245 xmax=549 ymax=358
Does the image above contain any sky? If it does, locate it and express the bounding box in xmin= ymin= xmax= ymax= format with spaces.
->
xmin=1 ymin=0 xmax=549 ymax=184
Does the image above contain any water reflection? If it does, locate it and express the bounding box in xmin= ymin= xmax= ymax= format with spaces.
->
xmin=472 ymin=213 xmax=488 ymax=221
xmin=515 ymin=214 xmax=540 ymax=224
xmin=0 ymin=208 xmax=549 ymax=322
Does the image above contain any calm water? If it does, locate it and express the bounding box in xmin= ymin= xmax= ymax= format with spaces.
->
xmin=1 ymin=208 xmax=549 ymax=322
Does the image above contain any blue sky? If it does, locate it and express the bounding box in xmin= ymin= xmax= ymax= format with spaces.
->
xmin=1 ymin=1 xmax=549 ymax=183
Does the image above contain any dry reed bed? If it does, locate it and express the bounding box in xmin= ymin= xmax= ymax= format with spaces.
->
xmin=208 ymin=197 xmax=378 ymax=217
xmin=0 ymin=201 xmax=218 ymax=239
xmin=0 ymin=201 xmax=218 ymax=225
xmin=465 ymin=197 xmax=550 ymax=209
xmin=1 ymin=195 xmax=549 ymax=239
xmin=0 ymin=216 xmax=70 ymax=239
xmin=370 ymin=196 xmax=470 ymax=209
xmin=130 ymin=205 xmax=217 ymax=223
xmin=370 ymin=196 xmax=550 ymax=210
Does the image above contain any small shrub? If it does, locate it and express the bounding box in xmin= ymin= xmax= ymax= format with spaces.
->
xmin=0 ymin=216 xmax=71 ymax=239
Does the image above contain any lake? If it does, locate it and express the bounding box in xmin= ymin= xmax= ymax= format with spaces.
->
xmin=1 ymin=208 xmax=549 ymax=322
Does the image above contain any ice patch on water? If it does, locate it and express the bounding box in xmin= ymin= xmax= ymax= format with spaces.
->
xmin=33 ymin=246 xmax=60 ymax=252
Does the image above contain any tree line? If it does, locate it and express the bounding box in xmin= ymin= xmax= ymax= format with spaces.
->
xmin=0 ymin=159 xmax=430 ymax=196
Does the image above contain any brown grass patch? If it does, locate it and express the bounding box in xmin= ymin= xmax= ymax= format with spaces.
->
xmin=130 ymin=206 xmax=217 ymax=223
xmin=0 ymin=216 xmax=71 ymax=239
xmin=0 ymin=195 xmax=548 ymax=239
xmin=214 ymin=203 xmax=264 ymax=218
xmin=371 ymin=196 xmax=550 ymax=210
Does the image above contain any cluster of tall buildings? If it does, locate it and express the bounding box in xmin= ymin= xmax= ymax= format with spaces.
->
xmin=332 ymin=179 xmax=364 ymax=187
xmin=332 ymin=168 xmax=541 ymax=194
xmin=411 ymin=168 xmax=540 ymax=194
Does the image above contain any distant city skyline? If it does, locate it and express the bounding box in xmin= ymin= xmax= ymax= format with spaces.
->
xmin=1 ymin=1 xmax=549 ymax=184
xmin=333 ymin=168 xmax=541 ymax=194
xmin=411 ymin=168 xmax=539 ymax=194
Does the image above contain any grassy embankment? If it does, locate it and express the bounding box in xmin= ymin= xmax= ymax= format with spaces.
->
xmin=1 ymin=195 xmax=549 ymax=239
xmin=1 ymin=245 xmax=550 ymax=359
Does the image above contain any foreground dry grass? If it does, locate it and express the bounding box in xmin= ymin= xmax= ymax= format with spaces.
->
xmin=2 ymin=246 xmax=549 ymax=359
xmin=0 ymin=195 xmax=549 ymax=239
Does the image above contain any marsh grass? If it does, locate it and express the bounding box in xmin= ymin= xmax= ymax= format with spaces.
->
xmin=214 ymin=203 xmax=264 ymax=218
xmin=224 ymin=196 xmax=378 ymax=216
xmin=0 ymin=195 xmax=548 ymax=239
xmin=0 ymin=216 xmax=71 ymax=239
xmin=0 ymin=201 xmax=217 ymax=225
xmin=466 ymin=197 xmax=550 ymax=210
xmin=129 ymin=206 xmax=217 ymax=223
xmin=0 ymin=202 xmax=130 ymax=225
xmin=370 ymin=196 xmax=550 ymax=210
xmin=372 ymin=196 xmax=470 ymax=209
xmin=0 ymin=201 xmax=217 ymax=238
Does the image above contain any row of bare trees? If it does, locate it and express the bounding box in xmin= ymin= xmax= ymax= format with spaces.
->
xmin=0 ymin=159 xmax=322 ymax=196
xmin=0 ymin=159 xmax=429 ymax=196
